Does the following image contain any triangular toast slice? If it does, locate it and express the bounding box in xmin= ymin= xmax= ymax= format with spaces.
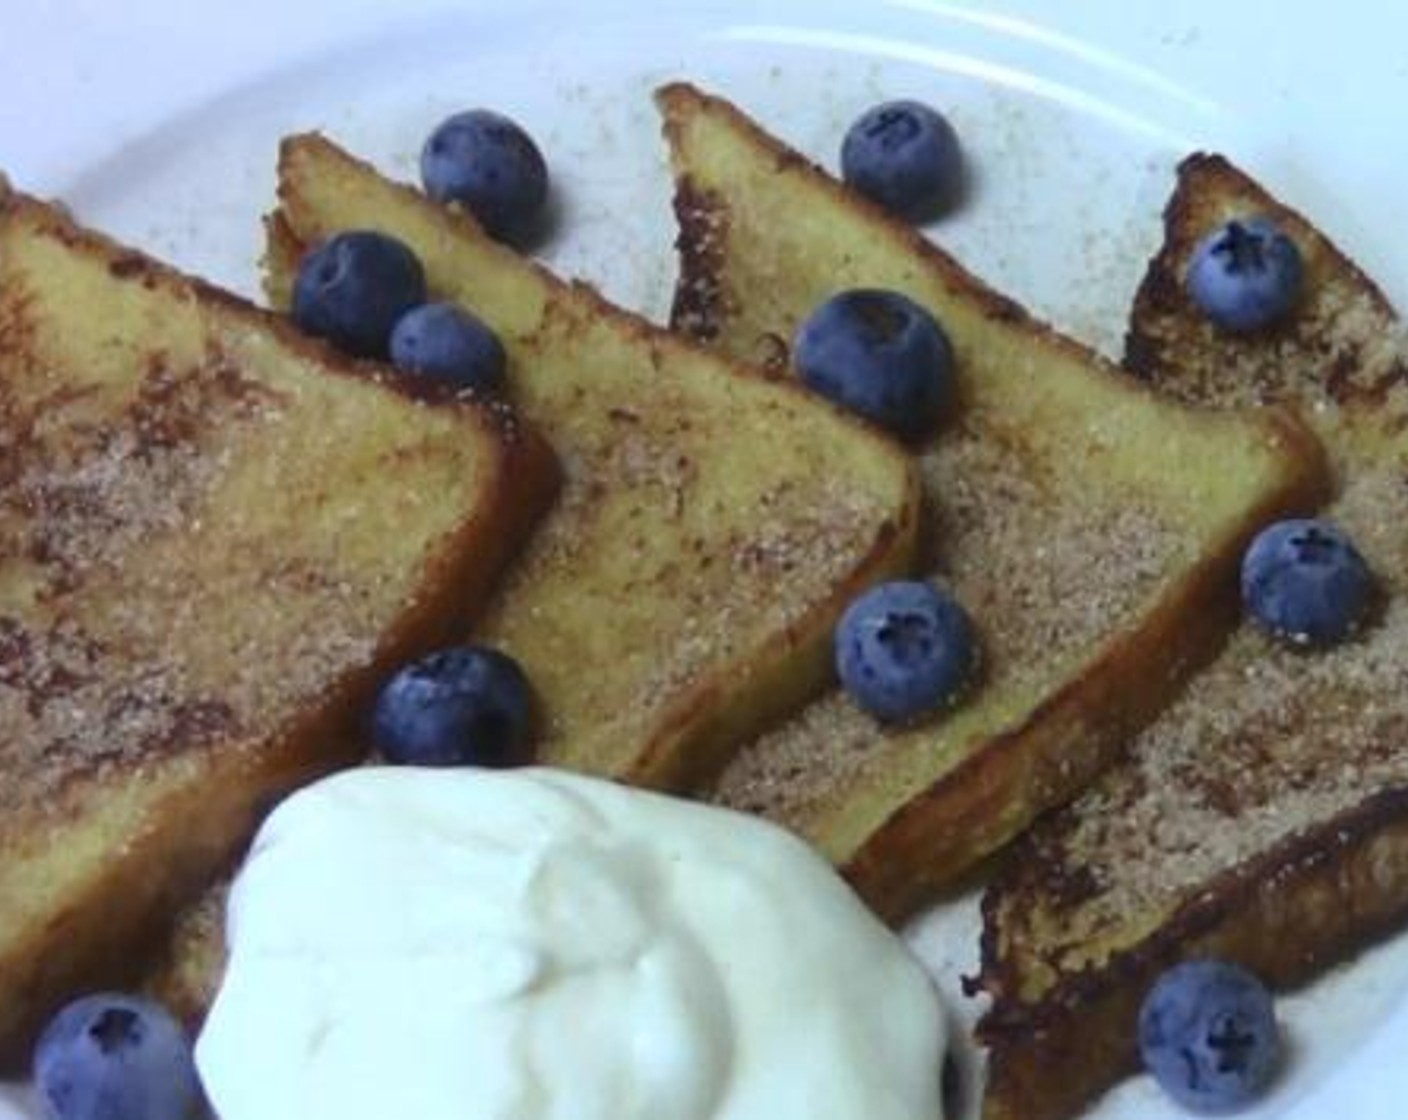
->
xmin=264 ymin=135 xmax=921 ymax=790
xmin=976 ymin=154 xmax=1408 ymax=1120
xmin=136 ymin=131 xmax=923 ymax=1027
xmin=0 ymin=182 xmax=557 ymax=1059
xmin=655 ymin=83 xmax=1329 ymax=920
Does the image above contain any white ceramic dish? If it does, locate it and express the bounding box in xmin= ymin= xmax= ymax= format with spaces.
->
xmin=3 ymin=1 xmax=1406 ymax=1115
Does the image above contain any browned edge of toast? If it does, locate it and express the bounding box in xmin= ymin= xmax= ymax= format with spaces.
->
xmin=656 ymin=83 xmax=1331 ymax=920
xmin=0 ymin=185 xmax=559 ymax=1063
xmin=264 ymin=130 xmax=924 ymax=795
xmin=975 ymin=152 xmax=1405 ymax=1120
xmin=662 ymin=82 xmax=1039 ymax=358
xmin=976 ymin=787 xmax=1408 ymax=1120
xmin=1125 ymin=152 xmax=1403 ymax=393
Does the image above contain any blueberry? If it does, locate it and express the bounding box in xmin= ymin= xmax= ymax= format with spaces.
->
xmin=389 ymin=302 xmax=507 ymax=392
xmin=1187 ymin=217 xmax=1303 ymax=332
xmin=421 ymin=110 xmax=548 ymax=244
xmin=292 ymin=230 xmax=427 ymax=359
xmin=793 ymin=289 xmax=954 ymax=439
xmin=372 ymin=646 xmax=533 ymax=767
xmin=841 ymin=100 xmax=963 ymax=221
xmin=836 ymin=580 xmax=978 ymax=724
xmin=1241 ymin=518 xmax=1375 ymax=647
xmin=33 ymin=993 xmax=202 ymax=1120
xmin=1139 ymin=960 xmax=1279 ymax=1113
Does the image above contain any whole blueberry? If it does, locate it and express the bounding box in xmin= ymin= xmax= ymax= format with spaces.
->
xmin=1241 ymin=518 xmax=1375 ymax=647
xmin=841 ymin=100 xmax=963 ymax=221
xmin=836 ymin=580 xmax=978 ymax=724
xmin=1138 ymin=960 xmax=1280 ymax=1113
xmin=372 ymin=646 xmax=533 ymax=768
xmin=1187 ymin=217 xmax=1303 ymax=332
xmin=793 ymin=289 xmax=954 ymax=439
xmin=389 ymin=302 xmax=507 ymax=393
xmin=292 ymin=230 xmax=427 ymax=359
xmin=33 ymin=993 xmax=202 ymax=1120
xmin=421 ymin=109 xmax=548 ymax=244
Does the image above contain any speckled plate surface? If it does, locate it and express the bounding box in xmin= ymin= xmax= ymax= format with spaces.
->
xmin=3 ymin=1 xmax=1406 ymax=1116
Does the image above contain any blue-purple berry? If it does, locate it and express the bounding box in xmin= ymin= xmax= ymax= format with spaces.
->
xmin=841 ymin=100 xmax=963 ymax=220
xmin=33 ymin=993 xmax=202 ymax=1120
xmin=836 ymin=580 xmax=978 ymax=723
xmin=292 ymin=231 xmax=426 ymax=359
xmin=793 ymin=289 xmax=954 ymax=439
xmin=1241 ymin=518 xmax=1375 ymax=647
xmin=1139 ymin=960 xmax=1279 ymax=1113
xmin=372 ymin=646 xmax=533 ymax=768
xmin=1188 ymin=217 xmax=1303 ymax=332
xmin=421 ymin=110 xmax=548 ymax=245
xmin=390 ymin=302 xmax=506 ymax=392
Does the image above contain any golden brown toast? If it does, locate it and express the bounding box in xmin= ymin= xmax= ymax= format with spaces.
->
xmin=135 ymin=129 xmax=921 ymax=1023
xmin=0 ymin=183 xmax=556 ymax=1061
xmin=655 ymin=83 xmax=1330 ymax=921
xmin=976 ymin=154 xmax=1408 ymax=1120
xmin=265 ymin=132 xmax=920 ymax=791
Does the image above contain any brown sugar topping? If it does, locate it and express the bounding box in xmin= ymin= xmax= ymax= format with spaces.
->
xmin=712 ymin=416 xmax=1180 ymax=822
xmin=1004 ymin=163 xmax=1408 ymax=979
xmin=1026 ymin=465 xmax=1408 ymax=964
xmin=0 ymin=350 xmax=380 ymax=817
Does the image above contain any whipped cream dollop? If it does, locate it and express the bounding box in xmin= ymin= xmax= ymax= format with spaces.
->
xmin=196 ymin=767 xmax=946 ymax=1120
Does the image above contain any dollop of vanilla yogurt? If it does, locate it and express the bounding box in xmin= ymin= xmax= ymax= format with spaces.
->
xmin=196 ymin=767 xmax=947 ymax=1120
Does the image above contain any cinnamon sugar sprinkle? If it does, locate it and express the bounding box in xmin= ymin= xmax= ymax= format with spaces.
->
xmin=0 ymin=358 xmax=381 ymax=818
xmin=638 ymin=486 xmax=895 ymax=712
xmin=477 ymin=353 xmax=898 ymax=755
xmin=1028 ymin=467 xmax=1408 ymax=956
xmin=712 ymin=417 xmax=1181 ymax=822
xmin=1008 ymin=205 xmax=1408 ymax=969
xmin=1147 ymin=216 xmax=1408 ymax=440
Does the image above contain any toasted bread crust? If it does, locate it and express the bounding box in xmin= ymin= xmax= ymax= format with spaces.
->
xmin=655 ymin=83 xmax=1330 ymax=920
xmin=0 ymin=187 xmax=556 ymax=1062
xmin=977 ymin=153 xmax=1408 ymax=1120
xmin=1125 ymin=154 xmax=1406 ymax=409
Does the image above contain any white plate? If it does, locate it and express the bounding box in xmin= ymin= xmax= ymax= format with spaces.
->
xmin=3 ymin=1 xmax=1406 ymax=1116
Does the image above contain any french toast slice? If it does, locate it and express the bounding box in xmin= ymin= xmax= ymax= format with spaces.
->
xmin=0 ymin=183 xmax=556 ymax=1060
xmin=263 ymin=132 xmax=920 ymax=791
xmin=976 ymin=154 xmax=1408 ymax=1120
xmin=655 ymin=83 xmax=1330 ymax=921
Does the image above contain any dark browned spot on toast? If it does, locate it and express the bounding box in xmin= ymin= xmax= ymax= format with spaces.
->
xmin=1126 ymin=154 xmax=1408 ymax=425
xmin=669 ymin=178 xmax=731 ymax=342
xmin=1 ymin=360 xmax=282 ymax=595
xmin=108 ymin=254 xmax=153 ymax=283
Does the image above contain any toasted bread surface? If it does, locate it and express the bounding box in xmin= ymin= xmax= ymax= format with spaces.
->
xmin=0 ymin=184 xmax=556 ymax=1061
xmin=977 ymin=154 xmax=1408 ymax=1120
xmin=264 ymin=133 xmax=921 ymax=791
xmin=655 ymin=83 xmax=1329 ymax=921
